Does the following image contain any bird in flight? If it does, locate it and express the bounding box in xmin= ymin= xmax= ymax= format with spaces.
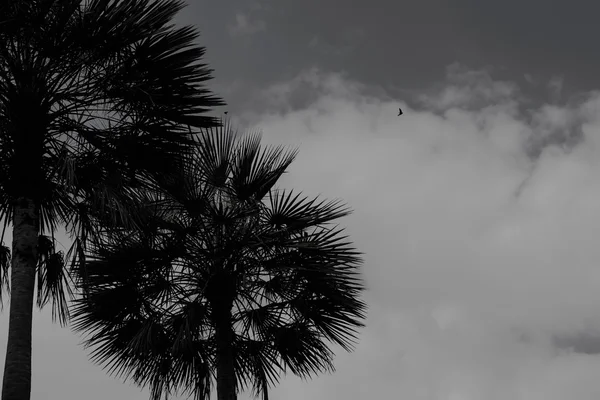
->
xmin=398 ymin=108 xmax=403 ymax=116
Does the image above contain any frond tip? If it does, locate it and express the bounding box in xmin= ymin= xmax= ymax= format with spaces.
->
xmin=36 ymin=235 xmax=73 ymax=326
xmin=0 ymin=243 xmax=11 ymax=308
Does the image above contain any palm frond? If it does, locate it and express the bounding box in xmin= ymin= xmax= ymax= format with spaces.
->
xmin=78 ymin=0 xmax=225 ymax=128
xmin=265 ymin=189 xmax=352 ymax=232
xmin=195 ymin=123 xmax=237 ymax=190
xmin=230 ymin=131 xmax=298 ymax=202
xmin=35 ymin=234 xmax=73 ymax=325
xmin=235 ymin=339 xmax=281 ymax=400
xmin=269 ymin=321 xmax=335 ymax=377
xmin=0 ymin=242 xmax=11 ymax=308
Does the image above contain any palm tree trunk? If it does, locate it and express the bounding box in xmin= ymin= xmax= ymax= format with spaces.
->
xmin=214 ymin=298 xmax=237 ymax=400
xmin=1 ymin=197 xmax=40 ymax=400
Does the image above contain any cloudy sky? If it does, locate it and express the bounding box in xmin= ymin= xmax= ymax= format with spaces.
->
xmin=5 ymin=1 xmax=600 ymax=399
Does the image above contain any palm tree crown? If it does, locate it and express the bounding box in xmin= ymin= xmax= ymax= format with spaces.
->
xmin=0 ymin=1 xmax=224 ymax=399
xmin=71 ymin=123 xmax=367 ymax=400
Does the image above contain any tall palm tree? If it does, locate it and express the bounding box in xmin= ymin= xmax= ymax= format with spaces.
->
xmin=71 ymin=123 xmax=367 ymax=400
xmin=0 ymin=1 xmax=224 ymax=399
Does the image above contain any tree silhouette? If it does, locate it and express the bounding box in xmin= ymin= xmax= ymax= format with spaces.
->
xmin=71 ymin=122 xmax=367 ymax=400
xmin=0 ymin=1 xmax=224 ymax=399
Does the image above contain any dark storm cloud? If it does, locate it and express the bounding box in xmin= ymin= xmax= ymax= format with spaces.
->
xmin=554 ymin=333 xmax=600 ymax=355
xmin=454 ymin=0 xmax=600 ymax=90
xmin=183 ymin=0 xmax=600 ymax=112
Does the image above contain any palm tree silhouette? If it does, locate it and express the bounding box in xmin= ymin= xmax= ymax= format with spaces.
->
xmin=0 ymin=1 xmax=224 ymax=399
xmin=71 ymin=122 xmax=367 ymax=400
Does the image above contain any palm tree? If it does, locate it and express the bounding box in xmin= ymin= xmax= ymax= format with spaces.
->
xmin=0 ymin=1 xmax=224 ymax=399
xmin=71 ymin=123 xmax=367 ymax=400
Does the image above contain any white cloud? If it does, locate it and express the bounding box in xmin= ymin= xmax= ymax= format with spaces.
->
xmin=5 ymin=65 xmax=600 ymax=399
xmin=239 ymin=66 xmax=600 ymax=399
xmin=417 ymin=63 xmax=522 ymax=111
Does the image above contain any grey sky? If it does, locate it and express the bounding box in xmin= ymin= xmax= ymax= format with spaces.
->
xmin=182 ymin=0 xmax=600 ymax=112
xmin=5 ymin=1 xmax=600 ymax=399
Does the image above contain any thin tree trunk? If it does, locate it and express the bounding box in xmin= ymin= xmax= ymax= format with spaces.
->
xmin=1 ymin=197 xmax=40 ymax=400
xmin=214 ymin=296 xmax=237 ymax=400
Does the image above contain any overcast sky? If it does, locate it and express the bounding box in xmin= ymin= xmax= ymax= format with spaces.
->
xmin=5 ymin=1 xmax=600 ymax=399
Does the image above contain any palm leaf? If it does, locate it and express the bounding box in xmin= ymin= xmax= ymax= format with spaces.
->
xmin=230 ymin=131 xmax=298 ymax=202
xmin=0 ymin=242 xmax=11 ymax=307
xmin=35 ymin=235 xmax=72 ymax=326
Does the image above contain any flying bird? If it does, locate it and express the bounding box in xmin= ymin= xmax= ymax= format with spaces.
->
xmin=398 ymin=108 xmax=403 ymax=116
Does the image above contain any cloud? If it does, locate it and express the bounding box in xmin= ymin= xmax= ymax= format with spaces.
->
xmin=417 ymin=63 xmax=523 ymax=111
xmin=236 ymin=66 xmax=600 ymax=399
xmin=6 ymin=65 xmax=600 ymax=399
xmin=227 ymin=12 xmax=266 ymax=37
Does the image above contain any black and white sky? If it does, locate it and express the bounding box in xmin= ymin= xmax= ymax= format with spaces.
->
xmin=6 ymin=1 xmax=600 ymax=399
